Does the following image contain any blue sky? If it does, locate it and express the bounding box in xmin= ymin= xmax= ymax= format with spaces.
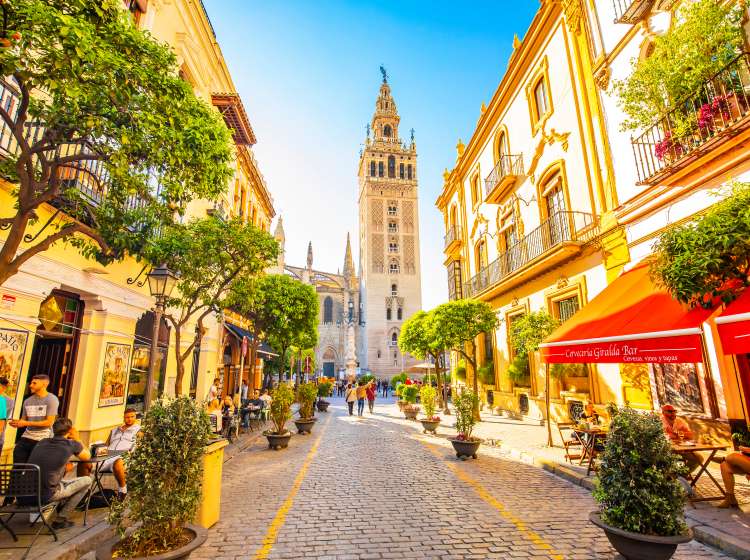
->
xmin=207 ymin=1 xmax=538 ymax=309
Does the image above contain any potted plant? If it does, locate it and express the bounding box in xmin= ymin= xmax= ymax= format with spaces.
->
xmin=98 ymin=397 xmax=210 ymax=560
xmin=419 ymin=384 xmax=440 ymax=434
xmin=591 ymin=407 xmax=692 ymax=560
xmin=264 ymin=383 xmax=295 ymax=449
xmin=317 ymin=380 xmax=332 ymax=412
xmin=395 ymin=383 xmax=407 ymax=410
xmin=402 ymin=385 xmax=420 ymax=420
xmin=449 ymin=390 xmax=482 ymax=459
xmin=294 ymin=382 xmax=318 ymax=434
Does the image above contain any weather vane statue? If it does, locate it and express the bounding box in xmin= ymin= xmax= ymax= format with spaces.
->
xmin=366 ymin=123 xmax=371 ymax=139
xmin=379 ymin=65 xmax=388 ymax=84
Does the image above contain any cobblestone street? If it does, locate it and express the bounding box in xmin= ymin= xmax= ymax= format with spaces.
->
xmin=193 ymin=398 xmax=730 ymax=560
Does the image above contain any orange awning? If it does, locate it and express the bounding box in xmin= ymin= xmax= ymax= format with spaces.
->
xmin=716 ymin=289 xmax=750 ymax=355
xmin=540 ymin=262 xmax=717 ymax=364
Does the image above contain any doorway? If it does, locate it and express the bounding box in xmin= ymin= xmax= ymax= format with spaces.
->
xmin=26 ymin=292 xmax=83 ymax=416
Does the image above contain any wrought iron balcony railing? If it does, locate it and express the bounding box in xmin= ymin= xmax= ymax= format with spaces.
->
xmin=631 ymin=52 xmax=750 ymax=184
xmin=462 ymin=211 xmax=598 ymax=298
xmin=612 ymin=0 xmax=654 ymax=24
xmin=484 ymin=154 xmax=523 ymax=204
xmin=444 ymin=224 xmax=462 ymax=250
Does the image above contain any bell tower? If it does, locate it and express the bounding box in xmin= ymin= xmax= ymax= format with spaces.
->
xmin=358 ymin=69 xmax=422 ymax=378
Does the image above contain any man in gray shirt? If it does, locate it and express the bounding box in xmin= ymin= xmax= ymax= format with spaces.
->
xmin=10 ymin=374 xmax=59 ymax=464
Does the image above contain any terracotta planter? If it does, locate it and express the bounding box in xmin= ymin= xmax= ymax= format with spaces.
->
xmin=403 ymin=406 xmax=419 ymax=420
xmin=397 ymin=400 xmax=407 ymax=411
xmin=420 ymin=418 xmax=440 ymax=434
xmin=317 ymin=400 xmax=330 ymax=412
xmin=264 ymin=431 xmax=292 ymax=450
xmin=294 ymin=417 xmax=317 ymax=434
xmin=449 ymin=437 xmax=482 ymax=460
xmin=589 ymin=512 xmax=692 ymax=560
xmin=96 ymin=524 xmax=207 ymax=560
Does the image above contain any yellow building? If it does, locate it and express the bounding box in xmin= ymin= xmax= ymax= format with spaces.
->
xmin=0 ymin=0 xmax=274 ymax=453
xmin=437 ymin=0 xmax=748 ymax=439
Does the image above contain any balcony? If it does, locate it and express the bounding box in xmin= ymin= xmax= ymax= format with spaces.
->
xmin=444 ymin=224 xmax=463 ymax=253
xmin=612 ymin=0 xmax=654 ymax=24
xmin=462 ymin=211 xmax=598 ymax=299
xmin=632 ymin=52 xmax=750 ymax=185
xmin=484 ymin=154 xmax=523 ymax=204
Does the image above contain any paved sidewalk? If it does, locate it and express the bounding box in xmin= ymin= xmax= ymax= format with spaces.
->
xmin=384 ymin=401 xmax=750 ymax=560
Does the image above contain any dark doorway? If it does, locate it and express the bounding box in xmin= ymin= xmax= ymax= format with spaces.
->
xmin=127 ymin=311 xmax=170 ymax=412
xmin=26 ymin=292 xmax=83 ymax=417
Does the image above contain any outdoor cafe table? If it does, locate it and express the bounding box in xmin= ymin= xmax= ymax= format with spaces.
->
xmin=574 ymin=426 xmax=608 ymax=476
xmin=73 ymin=449 xmax=126 ymax=525
xmin=671 ymin=442 xmax=728 ymax=502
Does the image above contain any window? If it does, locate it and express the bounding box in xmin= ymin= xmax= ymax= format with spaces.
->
xmin=389 ymin=260 xmax=400 ymax=274
xmin=378 ymin=162 xmax=384 ymax=177
xmin=391 ymin=283 xmax=398 ymax=296
xmin=653 ymin=363 xmax=705 ymax=413
xmin=447 ymin=260 xmax=462 ymax=301
xmin=392 ymin=332 xmax=398 ymax=344
xmin=555 ymin=296 xmax=579 ymax=322
xmin=388 ymin=204 xmax=397 ymax=216
xmin=388 ymin=156 xmax=396 ymax=178
xmin=388 ymin=221 xmax=398 ymax=233
xmin=533 ymin=77 xmax=548 ymax=123
xmin=397 ymin=307 xmax=403 ymax=320
xmin=496 ymin=131 xmax=508 ymax=161
xmin=387 ymin=307 xmax=392 ymax=320
xmin=471 ymin=176 xmax=480 ymax=206
xmin=399 ymin=163 xmax=405 ymax=179
xmin=384 ymin=124 xmax=392 ymax=137
xmin=484 ymin=330 xmax=494 ymax=361
xmin=474 ymin=239 xmax=488 ymax=271
xmin=407 ymin=164 xmax=413 ymax=180
xmin=323 ymin=296 xmax=333 ymax=324
xmin=542 ymin=174 xmax=568 ymax=243
xmin=389 ymin=242 xmax=398 ymax=253
xmin=370 ymin=161 xmax=376 ymax=176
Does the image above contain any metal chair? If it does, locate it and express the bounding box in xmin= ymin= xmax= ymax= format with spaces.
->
xmin=0 ymin=463 xmax=58 ymax=559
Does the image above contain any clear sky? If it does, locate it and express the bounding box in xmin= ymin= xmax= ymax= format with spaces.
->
xmin=206 ymin=1 xmax=538 ymax=309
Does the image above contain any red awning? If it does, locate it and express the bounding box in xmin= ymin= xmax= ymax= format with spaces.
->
xmin=540 ymin=262 xmax=717 ymax=364
xmin=716 ymin=289 xmax=750 ymax=355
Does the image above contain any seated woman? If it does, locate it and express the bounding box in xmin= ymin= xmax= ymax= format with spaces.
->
xmin=719 ymin=446 xmax=750 ymax=508
xmin=207 ymin=398 xmax=222 ymax=434
xmin=580 ymin=401 xmax=600 ymax=425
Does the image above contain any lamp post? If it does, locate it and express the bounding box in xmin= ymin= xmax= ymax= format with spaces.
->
xmin=144 ymin=264 xmax=178 ymax=411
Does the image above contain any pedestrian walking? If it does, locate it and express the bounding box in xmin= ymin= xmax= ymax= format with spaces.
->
xmin=345 ymin=383 xmax=357 ymax=415
xmin=356 ymin=382 xmax=367 ymax=416
xmin=366 ymin=381 xmax=376 ymax=413
xmin=381 ymin=380 xmax=389 ymax=398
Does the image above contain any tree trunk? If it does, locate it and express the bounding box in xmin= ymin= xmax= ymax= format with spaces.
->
xmin=173 ymin=325 xmax=185 ymax=397
xmin=278 ymin=345 xmax=288 ymax=385
xmin=469 ymin=341 xmax=480 ymax=421
xmin=248 ymin=339 xmax=260 ymax=391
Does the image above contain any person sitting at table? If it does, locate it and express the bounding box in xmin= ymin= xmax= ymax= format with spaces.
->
xmin=580 ymin=401 xmax=600 ymax=425
xmin=207 ymin=398 xmax=222 ymax=434
xmin=718 ymin=447 xmax=750 ymax=508
xmin=260 ymin=389 xmax=272 ymax=407
xmin=661 ymin=404 xmax=700 ymax=472
xmin=77 ymin=408 xmax=140 ymax=499
xmin=27 ymin=417 xmax=91 ymax=530
xmin=240 ymin=390 xmax=264 ymax=428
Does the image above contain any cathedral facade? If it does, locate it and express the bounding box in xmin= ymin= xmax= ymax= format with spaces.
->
xmin=357 ymin=73 xmax=423 ymax=378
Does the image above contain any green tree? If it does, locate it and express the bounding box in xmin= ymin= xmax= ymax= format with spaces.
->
xmin=431 ymin=300 xmax=498 ymax=419
xmin=614 ymin=0 xmax=743 ymax=133
xmin=399 ymin=310 xmax=447 ymax=413
xmin=651 ymin=182 xmax=750 ymax=308
xmin=150 ymin=217 xmax=278 ymax=396
xmin=229 ymin=274 xmax=318 ymax=386
xmin=0 ymin=0 xmax=233 ymax=286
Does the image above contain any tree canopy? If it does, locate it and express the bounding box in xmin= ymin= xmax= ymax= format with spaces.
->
xmin=651 ymin=182 xmax=750 ymax=308
xmin=0 ymin=0 xmax=234 ymax=286
xmin=148 ymin=217 xmax=278 ymax=395
xmin=508 ymin=310 xmax=560 ymax=360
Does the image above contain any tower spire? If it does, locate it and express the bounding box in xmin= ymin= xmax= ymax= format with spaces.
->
xmin=306 ymin=241 xmax=313 ymax=270
xmin=343 ymin=232 xmax=354 ymax=278
xmin=371 ymin=69 xmax=400 ymax=142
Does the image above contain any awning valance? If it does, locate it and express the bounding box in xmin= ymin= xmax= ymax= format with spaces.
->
xmin=540 ymin=262 xmax=717 ymax=364
xmin=716 ymin=289 xmax=750 ymax=355
xmin=224 ymin=323 xmax=278 ymax=357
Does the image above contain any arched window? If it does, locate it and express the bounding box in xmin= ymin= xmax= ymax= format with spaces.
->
xmin=384 ymin=124 xmax=392 ymax=137
xmin=407 ymin=165 xmax=413 ymax=180
xmin=323 ymin=296 xmax=333 ymax=323
xmin=399 ymin=163 xmax=405 ymax=179
xmin=386 ymin=307 xmax=392 ymax=320
xmin=370 ymin=161 xmax=376 ymax=176
xmin=391 ymin=283 xmax=397 ymax=295
xmin=397 ymin=307 xmax=403 ymax=320
xmin=391 ymin=332 xmax=398 ymax=344
xmin=388 ymin=156 xmax=396 ymax=178
xmin=378 ymin=162 xmax=384 ymax=177
xmin=389 ymin=259 xmax=400 ymax=274
xmin=496 ymin=130 xmax=508 ymax=164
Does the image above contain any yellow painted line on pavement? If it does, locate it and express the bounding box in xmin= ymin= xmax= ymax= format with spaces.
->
xmin=423 ymin=441 xmax=564 ymax=560
xmin=253 ymin=414 xmax=331 ymax=560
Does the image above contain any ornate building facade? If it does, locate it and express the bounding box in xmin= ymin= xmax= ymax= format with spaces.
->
xmin=358 ymin=74 xmax=423 ymax=378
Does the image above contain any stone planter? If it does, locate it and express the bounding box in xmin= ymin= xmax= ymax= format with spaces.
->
xmin=264 ymin=431 xmax=292 ymax=450
xmin=449 ymin=437 xmax=482 ymax=460
xmin=96 ymin=524 xmax=207 ymax=560
xmin=403 ymin=406 xmax=419 ymax=421
xmin=589 ymin=512 xmax=692 ymax=560
xmin=317 ymin=400 xmax=330 ymax=412
xmin=420 ymin=418 xmax=440 ymax=434
xmin=397 ymin=400 xmax=407 ymax=411
xmin=294 ymin=417 xmax=317 ymax=434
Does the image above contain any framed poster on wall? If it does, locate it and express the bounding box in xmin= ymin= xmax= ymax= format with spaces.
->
xmin=99 ymin=342 xmax=132 ymax=407
xmin=0 ymin=328 xmax=29 ymax=400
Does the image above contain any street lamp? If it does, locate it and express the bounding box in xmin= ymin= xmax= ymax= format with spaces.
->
xmin=144 ymin=264 xmax=178 ymax=411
